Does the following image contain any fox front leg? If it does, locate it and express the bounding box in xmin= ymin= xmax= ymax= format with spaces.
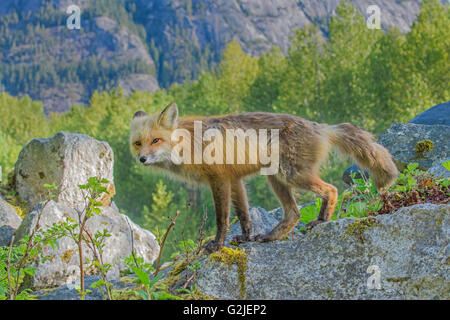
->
xmin=230 ymin=179 xmax=252 ymax=244
xmin=204 ymin=180 xmax=231 ymax=253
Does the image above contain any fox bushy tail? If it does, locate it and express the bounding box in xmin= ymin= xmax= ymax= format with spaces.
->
xmin=323 ymin=123 xmax=398 ymax=190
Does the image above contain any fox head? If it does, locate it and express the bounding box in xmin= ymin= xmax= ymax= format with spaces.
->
xmin=130 ymin=102 xmax=178 ymax=166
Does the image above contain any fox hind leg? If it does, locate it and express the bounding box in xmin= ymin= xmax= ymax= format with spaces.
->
xmin=230 ymin=179 xmax=252 ymax=244
xmin=293 ymin=175 xmax=338 ymax=230
xmin=252 ymin=175 xmax=300 ymax=242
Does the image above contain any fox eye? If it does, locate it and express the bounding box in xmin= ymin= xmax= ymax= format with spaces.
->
xmin=152 ymin=138 xmax=161 ymax=144
xmin=134 ymin=141 xmax=142 ymax=147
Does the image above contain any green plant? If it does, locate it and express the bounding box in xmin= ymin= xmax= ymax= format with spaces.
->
xmin=119 ymin=209 xmax=183 ymax=300
xmin=438 ymin=178 xmax=450 ymax=189
xmin=162 ymin=206 xmax=208 ymax=292
xmin=57 ymin=177 xmax=113 ymax=300
xmin=376 ymin=163 xmax=449 ymax=214
xmin=299 ymin=197 xmax=322 ymax=226
xmin=391 ymin=163 xmax=420 ymax=193
xmin=0 ymin=183 xmax=64 ymax=300
xmin=122 ymin=253 xmax=180 ymax=300
xmin=442 ymin=160 xmax=450 ymax=171
xmin=84 ymin=228 xmax=113 ymax=299
xmin=296 ymin=160 xmax=448 ymax=232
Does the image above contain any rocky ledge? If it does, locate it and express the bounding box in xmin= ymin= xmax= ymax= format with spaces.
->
xmin=196 ymin=203 xmax=449 ymax=300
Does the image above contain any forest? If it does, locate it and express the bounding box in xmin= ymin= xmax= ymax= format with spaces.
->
xmin=0 ymin=1 xmax=156 ymax=110
xmin=0 ymin=0 xmax=448 ymax=260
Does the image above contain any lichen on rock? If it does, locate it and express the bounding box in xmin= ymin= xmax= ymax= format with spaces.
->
xmin=342 ymin=217 xmax=378 ymax=243
xmin=415 ymin=139 xmax=434 ymax=158
xmin=210 ymin=247 xmax=248 ymax=299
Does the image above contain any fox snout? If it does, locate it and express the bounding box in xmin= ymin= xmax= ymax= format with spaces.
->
xmin=138 ymin=153 xmax=156 ymax=165
xmin=137 ymin=148 xmax=168 ymax=166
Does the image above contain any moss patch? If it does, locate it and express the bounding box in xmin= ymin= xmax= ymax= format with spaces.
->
xmin=111 ymin=288 xmax=141 ymax=300
xmin=160 ymin=264 xmax=184 ymax=289
xmin=160 ymin=259 xmax=191 ymax=289
xmin=177 ymin=288 xmax=217 ymax=300
xmin=386 ymin=276 xmax=411 ymax=283
xmin=11 ymin=203 xmax=26 ymax=219
xmin=210 ymin=247 xmax=248 ymax=299
xmin=415 ymin=140 xmax=434 ymax=158
xmin=342 ymin=217 xmax=378 ymax=244
xmin=434 ymin=210 xmax=448 ymax=227
xmin=61 ymin=249 xmax=74 ymax=263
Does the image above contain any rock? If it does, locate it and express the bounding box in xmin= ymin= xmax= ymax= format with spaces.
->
xmin=267 ymin=202 xmax=313 ymax=223
xmin=378 ymin=122 xmax=450 ymax=170
xmin=342 ymin=164 xmax=370 ymax=186
xmin=14 ymin=200 xmax=160 ymax=289
xmin=164 ymin=205 xmax=312 ymax=292
xmin=0 ymin=198 xmax=22 ymax=246
xmin=0 ymin=226 xmax=16 ymax=247
xmin=196 ymin=203 xmax=450 ymax=300
xmin=428 ymin=158 xmax=450 ymax=179
xmin=14 ymin=132 xmax=115 ymax=211
xmin=32 ymin=275 xmax=136 ymax=300
xmin=118 ymin=74 xmax=160 ymax=96
xmin=12 ymin=131 xmax=160 ymax=289
xmin=226 ymin=207 xmax=279 ymax=246
xmin=0 ymin=198 xmax=22 ymax=229
xmin=225 ymin=206 xmax=310 ymax=246
xmin=409 ymin=101 xmax=450 ymax=126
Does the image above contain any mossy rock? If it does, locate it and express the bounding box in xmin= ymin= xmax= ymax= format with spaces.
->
xmin=415 ymin=140 xmax=434 ymax=158
xmin=210 ymin=247 xmax=248 ymax=299
xmin=342 ymin=217 xmax=378 ymax=243
xmin=378 ymin=122 xmax=449 ymax=170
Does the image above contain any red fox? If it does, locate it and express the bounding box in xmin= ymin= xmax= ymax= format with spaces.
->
xmin=130 ymin=102 xmax=398 ymax=253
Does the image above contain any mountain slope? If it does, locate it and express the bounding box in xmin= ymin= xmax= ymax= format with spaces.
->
xmin=0 ymin=1 xmax=158 ymax=113
xmin=0 ymin=0 xmax=442 ymax=112
xmin=137 ymin=0 xmax=425 ymax=86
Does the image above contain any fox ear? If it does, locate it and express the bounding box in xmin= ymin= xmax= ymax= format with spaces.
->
xmin=158 ymin=102 xmax=178 ymax=128
xmin=132 ymin=110 xmax=147 ymax=119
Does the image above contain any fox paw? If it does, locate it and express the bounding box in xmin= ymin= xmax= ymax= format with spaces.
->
xmin=230 ymin=234 xmax=251 ymax=244
xmin=251 ymin=234 xmax=272 ymax=242
xmin=306 ymin=219 xmax=325 ymax=230
xmin=203 ymin=240 xmax=222 ymax=254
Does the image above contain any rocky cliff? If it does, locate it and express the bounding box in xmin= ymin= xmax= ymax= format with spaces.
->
xmin=139 ymin=0 xmax=426 ymax=85
xmin=0 ymin=0 xmax=442 ymax=111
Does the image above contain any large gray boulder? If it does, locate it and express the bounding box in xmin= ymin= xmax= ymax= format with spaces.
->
xmin=12 ymin=132 xmax=160 ymax=290
xmin=0 ymin=198 xmax=22 ymax=246
xmin=196 ymin=203 xmax=449 ymax=300
xmin=14 ymin=200 xmax=160 ymax=289
xmin=409 ymin=101 xmax=450 ymax=126
xmin=15 ymin=132 xmax=114 ymax=211
xmin=378 ymin=122 xmax=450 ymax=171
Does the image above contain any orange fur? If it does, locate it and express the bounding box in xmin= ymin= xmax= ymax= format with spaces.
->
xmin=130 ymin=103 xmax=398 ymax=252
